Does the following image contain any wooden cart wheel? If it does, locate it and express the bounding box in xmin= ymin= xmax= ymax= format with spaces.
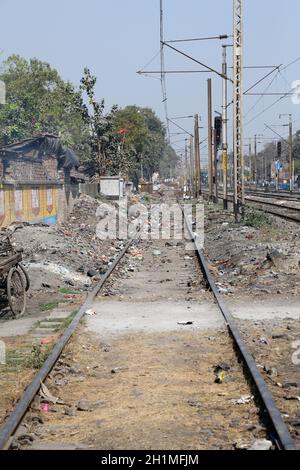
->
xmin=18 ymin=263 xmax=30 ymax=292
xmin=7 ymin=267 xmax=26 ymax=317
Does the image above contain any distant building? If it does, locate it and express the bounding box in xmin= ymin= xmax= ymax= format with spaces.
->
xmin=0 ymin=134 xmax=79 ymax=227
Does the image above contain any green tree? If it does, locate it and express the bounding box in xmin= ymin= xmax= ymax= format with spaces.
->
xmin=293 ymin=130 xmax=300 ymax=176
xmin=80 ymin=67 xmax=129 ymax=176
xmin=159 ymin=145 xmax=179 ymax=178
xmin=114 ymin=106 xmax=173 ymax=183
xmin=0 ymin=54 xmax=89 ymax=159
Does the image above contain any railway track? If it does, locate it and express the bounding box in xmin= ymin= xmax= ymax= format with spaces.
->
xmin=202 ymin=190 xmax=300 ymax=223
xmin=0 ymin=193 xmax=297 ymax=450
xmin=246 ymin=190 xmax=300 ymax=203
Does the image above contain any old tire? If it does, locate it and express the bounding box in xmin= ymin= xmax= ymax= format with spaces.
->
xmin=7 ymin=267 xmax=26 ymax=317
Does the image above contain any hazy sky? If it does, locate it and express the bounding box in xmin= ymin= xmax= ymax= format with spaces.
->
xmin=1 ymin=0 xmax=300 ymax=161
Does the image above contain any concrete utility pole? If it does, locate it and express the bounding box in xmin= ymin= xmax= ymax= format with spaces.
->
xmin=233 ymin=0 xmax=244 ymax=218
xmin=289 ymin=115 xmax=294 ymax=191
xmin=207 ymin=79 xmax=213 ymax=200
xmin=189 ymin=136 xmax=194 ymax=196
xmin=184 ymin=141 xmax=188 ymax=194
xmin=185 ymin=138 xmax=191 ymax=195
xmin=279 ymin=114 xmax=293 ymax=191
xmin=254 ymin=135 xmax=257 ymax=190
xmin=248 ymin=139 xmax=252 ymax=188
xmin=194 ymin=113 xmax=201 ymax=196
xmin=213 ymin=128 xmax=219 ymax=203
xmin=222 ymin=46 xmax=229 ymax=209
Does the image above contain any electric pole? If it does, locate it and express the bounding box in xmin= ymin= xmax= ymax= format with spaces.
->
xmin=213 ymin=128 xmax=219 ymax=203
xmin=194 ymin=113 xmax=201 ymax=197
xmin=279 ymin=114 xmax=293 ymax=191
xmin=248 ymin=138 xmax=252 ymax=188
xmin=184 ymin=140 xmax=188 ymax=194
xmin=189 ymin=136 xmax=194 ymax=197
xmin=207 ymin=79 xmax=213 ymax=200
xmin=289 ymin=115 xmax=293 ymax=191
xmin=254 ymin=135 xmax=257 ymax=190
xmin=222 ymin=46 xmax=229 ymax=209
xmin=233 ymin=0 xmax=244 ymax=219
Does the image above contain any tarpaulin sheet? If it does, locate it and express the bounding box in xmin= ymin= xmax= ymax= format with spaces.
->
xmin=0 ymin=134 xmax=79 ymax=170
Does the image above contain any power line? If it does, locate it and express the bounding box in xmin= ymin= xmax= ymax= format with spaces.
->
xmin=161 ymin=41 xmax=231 ymax=82
xmin=244 ymin=66 xmax=281 ymax=94
xmin=137 ymin=70 xmax=211 ymax=74
xmin=138 ymin=50 xmax=161 ymax=73
xmin=168 ymin=117 xmax=193 ymax=137
xmin=244 ymin=68 xmax=280 ymax=118
xmin=165 ymin=34 xmax=231 ymax=43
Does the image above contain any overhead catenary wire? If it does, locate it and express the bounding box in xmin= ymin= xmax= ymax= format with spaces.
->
xmin=168 ymin=117 xmax=193 ymax=138
xmin=162 ymin=41 xmax=231 ymax=82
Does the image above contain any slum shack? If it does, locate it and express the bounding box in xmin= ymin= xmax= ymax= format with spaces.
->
xmin=0 ymin=134 xmax=79 ymax=227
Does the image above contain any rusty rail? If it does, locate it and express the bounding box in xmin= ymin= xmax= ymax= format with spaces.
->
xmin=0 ymin=234 xmax=137 ymax=450
xmin=182 ymin=205 xmax=296 ymax=450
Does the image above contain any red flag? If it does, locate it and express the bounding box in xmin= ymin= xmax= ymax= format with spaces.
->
xmin=117 ymin=128 xmax=128 ymax=135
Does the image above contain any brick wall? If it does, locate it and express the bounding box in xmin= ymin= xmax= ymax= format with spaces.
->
xmin=42 ymin=156 xmax=58 ymax=179
xmin=3 ymin=155 xmax=58 ymax=183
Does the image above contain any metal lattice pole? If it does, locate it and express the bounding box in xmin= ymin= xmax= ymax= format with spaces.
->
xmin=233 ymin=0 xmax=244 ymax=218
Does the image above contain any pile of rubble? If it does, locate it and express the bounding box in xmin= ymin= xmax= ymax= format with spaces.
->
xmin=9 ymin=195 xmax=125 ymax=292
xmin=204 ymin=206 xmax=300 ymax=298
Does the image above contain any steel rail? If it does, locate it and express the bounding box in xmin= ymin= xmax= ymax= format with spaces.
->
xmin=182 ymin=206 xmax=296 ymax=450
xmin=0 ymin=234 xmax=138 ymax=450
xmin=246 ymin=190 xmax=300 ymax=202
xmin=201 ymin=190 xmax=300 ymax=223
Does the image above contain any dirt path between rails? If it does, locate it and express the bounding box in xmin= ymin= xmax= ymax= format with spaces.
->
xmin=16 ymin=239 xmax=271 ymax=450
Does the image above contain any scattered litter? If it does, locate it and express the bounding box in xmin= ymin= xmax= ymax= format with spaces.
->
xmin=233 ymin=439 xmax=250 ymax=450
xmin=152 ymin=249 xmax=161 ymax=256
xmin=40 ymin=336 xmax=55 ymax=345
xmin=234 ymin=438 xmax=273 ymax=451
xmin=249 ymin=439 xmax=273 ymax=451
xmin=216 ymin=283 xmax=229 ymax=294
xmin=232 ymin=395 xmax=254 ymax=405
xmin=85 ymin=309 xmax=96 ymax=316
xmin=214 ymin=370 xmax=225 ymax=384
xmin=214 ymin=362 xmax=230 ymax=383
xmin=216 ymin=362 xmax=231 ymax=371
xmin=41 ymin=403 xmax=49 ymax=413
xmin=39 ymin=381 xmax=64 ymax=405
xmin=264 ymin=365 xmax=278 ymax=378
xmin=259 ymin=337 xmax=268 ymax=345
xmin=128 ymin=249 xmax=143 ymax=260
xmin=177 ymin=321 xmax=193 ymax=326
